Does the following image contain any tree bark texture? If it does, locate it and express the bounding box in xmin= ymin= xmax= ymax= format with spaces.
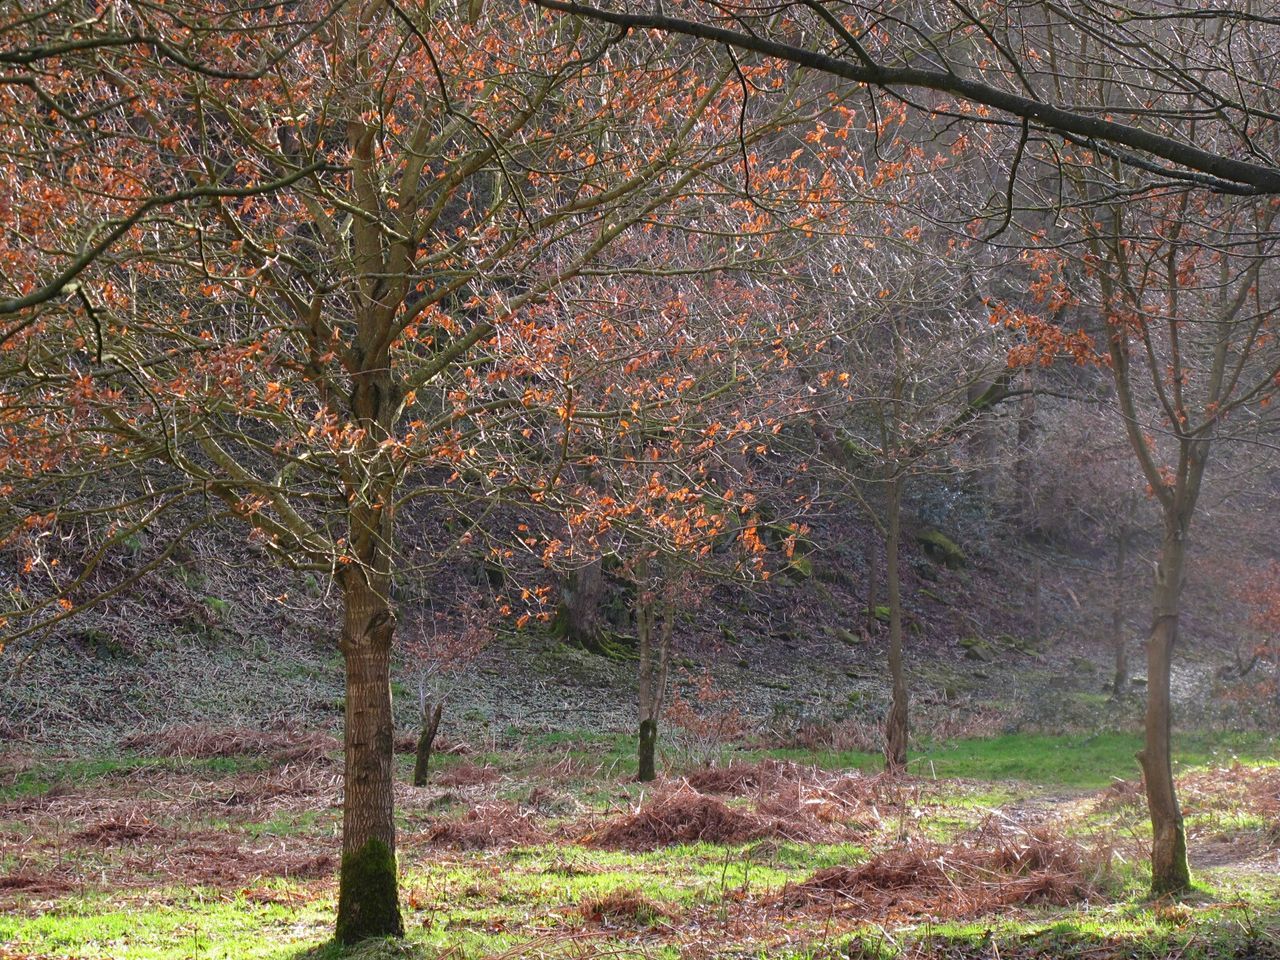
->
xmin=336 ymin=575 xmax=404 ymax=942
xmin=1139 ymin=528 xmax=1191 ymax=895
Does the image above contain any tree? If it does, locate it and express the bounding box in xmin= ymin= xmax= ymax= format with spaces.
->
xmin=403 ymin=595 xmax=492 ymax=787
xmin=781 ymin=126 xmax=1013 ymax=772
xmin=1078 ymin=192 xmax=1280 ymax=893
xmin=822 ymin=277 xmax=1008 ymax=772
xmin=0 ymin=0 xmax=808 ymax=939
xmin=1002 ymin=175 xmax=1280 ymax=891
xmin=538 ymin=257 xmax=808 ymax=782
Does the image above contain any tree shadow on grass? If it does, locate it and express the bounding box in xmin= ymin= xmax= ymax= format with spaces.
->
xmin=291 ymin=938 xmax=435 ymax=960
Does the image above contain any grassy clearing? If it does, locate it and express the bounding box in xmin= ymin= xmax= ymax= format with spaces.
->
xmin=1 ymin=728 xmax=1277 ymax=959
xmin=762 ymin=729 xmax=1276 ymax=789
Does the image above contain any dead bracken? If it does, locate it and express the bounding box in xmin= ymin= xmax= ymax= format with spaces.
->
xmin=120 ymin=724 xmax=338 ymax=763
xmin=781 ymin=824 xmax=1109 ymax=918
xmin=582 ymin=785 xmax=816 ymax=850
xmin=423 ymin=803 xmax=548 ymax=849
xmin=577 ymin=886 xmax=674 ymax=926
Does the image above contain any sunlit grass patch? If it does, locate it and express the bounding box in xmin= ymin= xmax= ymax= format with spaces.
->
xmin=0 ymin=887 xmax=332 ymax=959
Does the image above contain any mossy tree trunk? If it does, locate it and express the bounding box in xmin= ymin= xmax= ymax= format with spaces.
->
xmin=883 ymin=475 xmax=908 ymax=773
xmin=335 ymin=295 xmax=405 ymax=941
xmin=638 ymin=717 xmax=658 ymax=782
xmin=336 ymin=573 xmax=404 ymax=943
xmin=1139 ymin=519 xmax=1192 ymax=895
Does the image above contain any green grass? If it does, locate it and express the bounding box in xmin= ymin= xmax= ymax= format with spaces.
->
xmin=922 ymin=730 xmax=1274 ymax=787
xmin=0 ymin=753 xmax=266 ymax=802
xmin=0 ymin=889 xmax=332 ymax=960
xmin=757 ymin=731 xmax=1276 ymax=789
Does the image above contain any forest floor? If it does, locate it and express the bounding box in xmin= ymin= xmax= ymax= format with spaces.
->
xmin=1 ymin=728 xmax=1278 ymax=960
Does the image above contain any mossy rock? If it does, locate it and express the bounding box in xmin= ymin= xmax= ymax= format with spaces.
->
xmin=826 ymin=626 xmax=863 ymax=647
xmin=997 ymin=633 xmax=1038 ymax=655
xmin=958 ymin=636 xmax=995 ymax=661
xmin=873 ymin=605 xmax=891 ymax=624
xmin=1068 ymin=655 xmax=1097 ymax=673
xmin=763 ymin=521 xmax=817 ymax=557
xmin=787 ymin=555 xmax=813 ymax=580
xmin=917 ymin=528 xmax=966 ymax=569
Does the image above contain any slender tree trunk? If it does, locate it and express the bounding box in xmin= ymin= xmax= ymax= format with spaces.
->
xmin=636 ymin=569 xmax=672 ymax=783
xmin=1016 ymin=376 xmax=1044 ymax=647
xmin=1030 ymin=554 xmax=1043 ymax=644
xmin=1274 ymin=633 xmax=1280 ymax=708
xmin=967 ymin=378 xmax=999 ymax=499
xmin=884 ymin=476 xmax=908 ymax=773
xmin=412 ymin=700 xmax=443 ymax=788
xmin=1112 ymin=526 xmax=1129 ymax=697
xmin=1139 ymin=523 xmax=1191 ymax=895
xmin=638 ymin=717 xmax=658 ymax=782
xmin=336 ymin=574 xmax=404 ymax=943
xmin=866 ymin=536 xmax=880 ymax=634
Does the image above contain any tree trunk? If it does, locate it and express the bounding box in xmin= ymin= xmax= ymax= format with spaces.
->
xmin=1030 ymin=554 xmax=1043 ymax=645
xmin=1138 ymin=527 xmax=1191 ymax=895
xmin=336 ymin=576 xmax=404 ymax=943
xmin=1274 ymin=633 xmax=1280 ymax=708
xmin=638 ymin=718 xmax=657 ymax=782
xmin=1112 ymin=526 xmax=1129 ymax=697
xmin=966 ymin=378 xmax=999 ymax=499
xmin=884 ymin=476 xmax=908 ymax=773
xmin=412 ymin=700 xmax=443 ymax=788
xmin=635 ymin=565 xmax=672 ymax=783
xmin=560 ymin=557 xmax=606 ymax=649
xmin=866 ymin=536 xmax=880 ymax=634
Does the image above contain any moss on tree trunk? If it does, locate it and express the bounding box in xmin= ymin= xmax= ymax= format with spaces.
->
xmin=336 ymin=838 xmax=403 ymax=944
